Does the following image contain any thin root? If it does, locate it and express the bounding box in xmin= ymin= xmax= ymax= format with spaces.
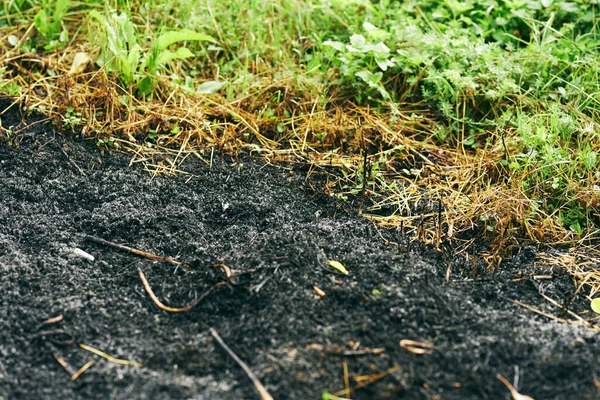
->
xmin=210 ymin=328 xmax=274 ymax=400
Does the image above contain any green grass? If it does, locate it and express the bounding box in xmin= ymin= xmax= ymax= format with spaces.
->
xmin=1 ymin=0 xmax=599 ymax=249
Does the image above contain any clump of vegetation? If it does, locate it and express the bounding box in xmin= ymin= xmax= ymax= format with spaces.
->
xmin=34 ymin=0 xmax=69 ymax=49
xmin=88 ymin=9 xmax=215 ymax=95
xmin=320 ymin=1 xmax=599 ymax=239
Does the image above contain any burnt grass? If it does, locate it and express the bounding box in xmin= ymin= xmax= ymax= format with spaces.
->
xmin=1 ymin=101 xmax=600 ymax=400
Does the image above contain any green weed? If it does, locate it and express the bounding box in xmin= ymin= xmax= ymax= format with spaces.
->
xmin=509 ymin=105 xmax=599 ymax=233
xmin=34 ymin=0 xmax=69 ymax=49
xmin=88 ymin=9 xmax=215 ymax=95
xmin=61 ymin=106 xmax=86 ymax=130
xmin=0 ymin=0 xmax=33 ymax=26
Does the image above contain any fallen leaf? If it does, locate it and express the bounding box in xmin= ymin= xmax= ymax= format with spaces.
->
xmin=591 ymin=298 xmax=600 ymax=314
xmin=68 ymin=52 xmax=91 ymax=75
xmin=7 ymin=35 xmax=18 ymax=47
xmin=197 ymin=80 xmax=227 ymax=94
xmin=313 ymin=285 xmax=326 ymax=298
xmin=327 ymin=260 xmax=349 ymax=275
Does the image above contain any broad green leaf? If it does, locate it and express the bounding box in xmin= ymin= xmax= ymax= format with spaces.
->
xmin=196 ymin=80 xmax=227 ymax=94
xmin=558 ymin=2 xmax=579 ymax=12
xmin=363 ymin=21 xmax=378 ymax=32
xmin=59 ymin=29 xmax=68 ymax=43
xmin=137 ymin=77 xmax=153 ymax=95
xmin=323 ymin=40 xmax=345 ymax=52
xmin=376 ymin=58 xmax=394 ymax=71
xmin=154 ymin=47 xmax=194 ymax=68
xmin=355 ymin=70 xmax=383 ymax=87
xmin=368 ymin=42 xmax=390 ymax=54
xmin=591 ymin=298 xmax=600 ymax=314
xmin=52 ymin=0 xmax=69 ymax=35
xmin=116 ymin=12 xmax=137 ymax=47
xmin=53 ymin=0 xmax=69 ymax=20
xmin=327 ymin=260 xmax=349 ymax=275
xmin=349 ymin=34 xmax=366 ymax=49
xmin=125 ymin=44 xmax=141 ymax=82
xmin=155 ymin=30 xmax=215 ymax=51
xmin=363 ymin=21 xmax=388 ymax=40
xmin=118 ymin=53 xmax=133 ymax=84
xmin=34 ymin=10 xmax=49 ymax=35
xmin=89 ymin=10 xmax=120 ymax=60
xmin=88 ymin=10 xmax=109 ymax=30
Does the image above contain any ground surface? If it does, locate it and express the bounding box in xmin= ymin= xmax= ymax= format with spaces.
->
xmin=1 ymin=103 xmax=600 ymax=400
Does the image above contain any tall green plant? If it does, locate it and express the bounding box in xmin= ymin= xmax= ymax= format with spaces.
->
xmin=34 ymin=0 xmax=69 ymax=49
xmin=88 ymin=9 xmax=215 ymax=95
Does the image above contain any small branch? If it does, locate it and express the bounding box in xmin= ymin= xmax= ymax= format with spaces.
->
xmin=41 ymin=314 xmax=64 ymax=325
xmin=139 ymin=269 xmax=225 ymax=313
xmin=85 ymin=236 xmax=183 ymax=266
xmin=71 ymin=359 xmax=95 ymax=381
xmin=399 ymin=339 xmax=434 ymax=355
xmin=343 ymin=361 xmax=350 ymax=399
xmin=58 ymin=144 xmax=87 ymax=176
xmin=213 ymin=263 xmax=238 ymax=284
xmin=79 ymin=343 xmax=143 ymax=367
xmin=210 ymin=328 xmax=274 ymax=400
xmin=496 ymin=374 xmax=535 ymax=400
xmin=35 ymin=329 xmax=74 ymax=345
xmin=332 ymin=365 xmax=400 ymax=397
xmin=508 ymin=299 xmax=570 ymax=324
xmin=45 ymin=342 xmax=75 ymax=376
xmin=340 ymin=348 xmax=385 ymax=356
xmin=138 ymin=269 xmax=192 ymax=312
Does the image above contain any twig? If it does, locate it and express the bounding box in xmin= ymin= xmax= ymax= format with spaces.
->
xmin=210 ymin=328 xmax=274 ymax=400
xmin=139 ymin=269 xmax=192 ymax=312
xmin=399 ymin=339 xmax=434 ymax=355
xmin=496 ymin=374 xmax=535 ymax=400
xmin=58 ymin=143 xmax=87 ymax=176
xmin=332 ymin=365 xmax=400 ymax=397
xmin=343 ymin=361 xmax=350 ymax=399
xmin=213 ymin=263 xmax=238 ymax=284
xmin=53 ymin=352 xmax=72 ymax=372
xmin=139 ymin=269 xmax=225 ymax=312
xmin=41 ymin=314 xmax=63 ymax=325
xmin=35 ymin=329 xmax=74 ymax=345
xmin=85 ymin=235 xmax=183 ymax=266
xmin=341 ymin=347 xmax=385 ymax=356
xmin=537 ymin=292 xmax=593 ymax=326
xmin=508 ymin=299 xmax=571 ymax=324
xmin=45 ymin=342 xmax=75 ymax=376
xmin=71 ymin=359 xmax=95 ymax=381
xmin=79 ymin=343 xmax=143 ymax=367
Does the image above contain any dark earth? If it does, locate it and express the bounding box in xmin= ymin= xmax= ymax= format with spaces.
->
xmin=1 ymin=99 xmax=600 ymax=400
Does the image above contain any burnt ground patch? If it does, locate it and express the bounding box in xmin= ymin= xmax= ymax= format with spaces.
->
xmin=1 ymin=106 xmax=599 ymax=399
